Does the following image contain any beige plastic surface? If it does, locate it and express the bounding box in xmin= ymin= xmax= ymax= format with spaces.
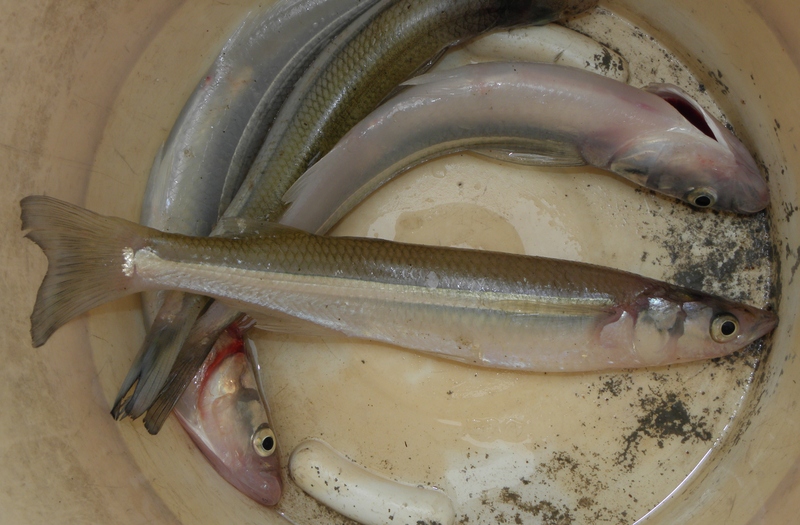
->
xmin=1 ymin=0 xmax=798 ymax=524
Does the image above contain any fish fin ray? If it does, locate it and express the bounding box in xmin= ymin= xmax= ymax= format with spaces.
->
xmin=401 ymin=68 xmax=462 ymax=88
xmin=120 ymin=293 xmax=207 ymax=420
xmin=20 ymin=196 xmax=149 ymax=347
xmin=143 ymin=303 xmax=241 ymax=434
xmin=247 ymin=310 xmax=341 ymax=337
xmin=215 ymin=217 xmax=310 ymax=238
xmin=281 ymin=163 xmax=321 ymax=206
xmin=472 ymin=144 xmax=585 ymax=167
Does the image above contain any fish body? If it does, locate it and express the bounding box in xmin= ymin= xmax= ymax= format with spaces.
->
xmin=433 ymin=24 xmax=629 ymax=82
xmin=22 ymin=196 xmax=777 ymax=373
xmin=142 ymin=0 xmax=382 ymax=238
xmin=128 ymin=0 xmax=598 ymax=422
xmin=224 ymin=0 xmax=599 ymax=223
xmin=174 ymin=323 xmax=281 ymax=506
xmin=282 ymin=62 xmax=769 ymax=234
xmin=126 ymin=0 xmax=387 ymax=419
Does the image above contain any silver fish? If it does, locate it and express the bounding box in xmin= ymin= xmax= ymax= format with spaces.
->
xmin=224 ymin=0 xmax=599 ymax=223
xmin=433 ymin=23 xmax=629 ymax=82
xmin=139 ymin=20 xmax=632 ymax=434
xmin=142 ymin=0 xmax=382 ymax=239
xmin=281 ymin=62 xmax=769 ymax=235
xmin=22 ymin=196 xmax=777 ymax=373
xmin=127 ymin=0 xmax=599 ymax=424
xmin=123 ymin=0 xmax=387 ymax=421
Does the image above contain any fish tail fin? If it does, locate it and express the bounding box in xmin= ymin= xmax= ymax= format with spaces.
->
xmin=21 ymin=196 xmax=151 ymax=347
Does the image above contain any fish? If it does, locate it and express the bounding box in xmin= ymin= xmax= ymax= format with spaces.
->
xmin=137 ymin=19 xmax=620 ymax=434
xmin=139 ymin=19 xmax=629 ymax=433
xmin=124 ymin=0 xmax=600 ymax=423
xmin=433 ymin=23 xmax=629 ymax=83
xmin=224 ymin=0 xmax=600 ymax=224
xmin=22 ymin=196 xmax=777 ymax=373
xmin=173 ymin=320 xmax=282 ymax=506
xmin=141 ymin=0 xmax=383 ymax=240
xmin=281 ymin=62 xmax=769 ymax=234
xmin=122 ymin=0 xmax=389 ymax=420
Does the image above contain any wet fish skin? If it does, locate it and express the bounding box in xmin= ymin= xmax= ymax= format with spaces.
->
xmin=134 ymin=0 xmax=599 ymax=423
xmin=22 ymin=196 xmax=777 ymax=373
xmin=215 ymin=0 xmax=390 ymax=222
xmin=142 ymin=0 xmax=383 ymax=239
xmin=129 ymin=0 xmax=388 ymax=419
xmin=433 ymin=24 xmax=629 ymax=82
xmin=139 ymin=20 xmax=628 ymax=433
xmin=174 ymin=324 xmax=282 ymax=506
xmin=625 ymin=83 xmax=768 ymax=213
xmin=225 ymin=0 xmax=600 ymax=223
xmin=281 ymin=62 xmax=769 ymax=234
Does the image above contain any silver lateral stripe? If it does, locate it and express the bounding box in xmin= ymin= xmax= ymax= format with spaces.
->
xmin=139 ymin=256 xmax=615 ymax=316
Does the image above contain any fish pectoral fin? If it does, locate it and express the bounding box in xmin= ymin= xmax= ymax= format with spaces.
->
xmin=472 ymin=142 xmax=585 ymax=167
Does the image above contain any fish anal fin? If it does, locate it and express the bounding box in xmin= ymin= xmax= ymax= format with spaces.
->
xmin=247 ymin=310 xmax=342 ymax=338
xmin=472 ymin=142 xmax=585 ymax=167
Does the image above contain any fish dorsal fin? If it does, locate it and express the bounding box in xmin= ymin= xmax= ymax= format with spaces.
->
xmin=215 ymin=218 xmax=309 ymax=238
xmin=401 ymin=68 xmax=461 ymax=88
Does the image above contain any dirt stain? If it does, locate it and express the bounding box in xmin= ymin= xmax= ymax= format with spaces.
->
xmin=615 ymin=384 xmax=713 ymax=471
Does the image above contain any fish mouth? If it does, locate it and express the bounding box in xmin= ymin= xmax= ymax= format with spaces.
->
xmin=750 ymin=310 xmax=779 ymax=342
xmin=729 ymin=178 xmax=771 ymax=214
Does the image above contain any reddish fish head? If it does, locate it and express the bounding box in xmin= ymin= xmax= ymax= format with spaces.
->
xmin=609 ymin=84 xmax=769 ymax=214
xmin=200 ymin=349 xmax=282 ymax=505
xmin=177 ymin=330 xmax=282 ymax=506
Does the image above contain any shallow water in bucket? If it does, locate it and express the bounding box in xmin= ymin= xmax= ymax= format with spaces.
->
xmin=2 ymin=1 xmax=799 ymax=524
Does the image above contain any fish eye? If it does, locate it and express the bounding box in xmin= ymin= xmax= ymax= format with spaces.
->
xmin=687 ymin=188 xmax=717 ymax=208
xmin=252 ymin=424 xmax=277 ymax=457
xmin=710 ymin=313 xmax=739 ymax=343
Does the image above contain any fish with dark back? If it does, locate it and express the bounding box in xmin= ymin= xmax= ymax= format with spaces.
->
xmin=21 ymin=195 xmax=777 ymax=375
xmin=116 ymin=0 xmax=601 ymax=432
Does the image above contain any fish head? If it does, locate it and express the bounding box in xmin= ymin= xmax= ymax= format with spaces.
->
xmin=627 ymin=288 xmax=777 ymax=367
xmin=198 ymin=344 xmax=282 ymax=506
xmin=608 ymin=84 xmax=769 ymax=214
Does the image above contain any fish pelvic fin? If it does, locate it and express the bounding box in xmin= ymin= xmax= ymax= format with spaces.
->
xmin=21 ymin=196 xmax=151 ymax=347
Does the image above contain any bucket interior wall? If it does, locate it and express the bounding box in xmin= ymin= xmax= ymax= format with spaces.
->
xmin=1 ymin=0 xmax=798 ymax=523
